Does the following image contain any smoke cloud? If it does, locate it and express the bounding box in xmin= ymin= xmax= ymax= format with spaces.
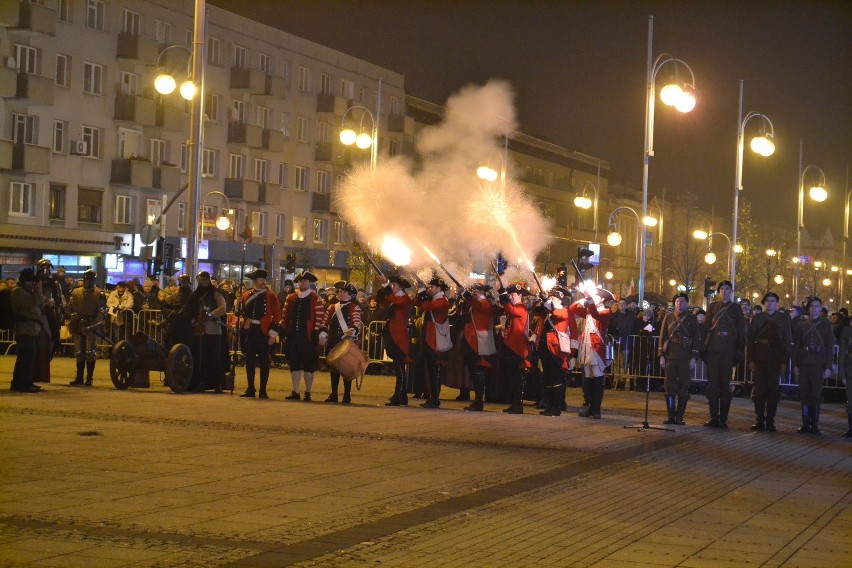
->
xmin=335 ymin=79 xmax=553 ymax=288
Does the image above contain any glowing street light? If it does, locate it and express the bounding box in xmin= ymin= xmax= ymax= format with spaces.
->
xmin=607 ymin=206 xmax=645 ymax=261
xmin=200 ymin=191 xmax=233 ymax=245
xmin=774 ymin=274 xmax=784 ymax=285
xmin=339 ymin=78 xmax=382 ymax=171
xmin=795 ymin=154 xmax=828 ymax=303
xmin=153 ymin=45 xmax=198 ymax=101
xmin=693 ymin=229 xmax=708 ymax=240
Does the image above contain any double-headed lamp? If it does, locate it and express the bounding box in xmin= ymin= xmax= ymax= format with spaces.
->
xmin=809 ymin=185 xmax=828 ymax=202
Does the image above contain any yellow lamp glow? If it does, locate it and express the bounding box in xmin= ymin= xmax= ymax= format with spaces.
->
xmin=734 ymin=244 xmax=744 ymax=253
xmin=831 ymin=265 xmax=839 ymax=272
xmin=355 ymin=132 xmax=373 ymax=149
xmin=669 ymin=279 xmax=677 ymax=287
xmin=705 ymin=252 xmax=717 ymax=265
xmin=766 ymin=249 xmax=777 ymax=257
xmin=154 ymin=73 xmax=177 ymax=95
xmin=643 ymin=216 xmax=658 ymax=227
xmin=674 ymin=88 xmax=697 ymax=113
xmin=774 ymin=274 xmax=784 ymax=284
xmin=750 ymin=134 xmax=775 ymax=157
xmin=809 ymin=185 xmax=828 ymax=202
xmin=339 ymin=128 xmax=357 ymax=146
xmin=607 ymin=231 xmax=623 ymax=247
xmin=693 ymin=229 xmax=708 ymax=240
xmin=215 ymin=215 xmax=230 ymax=231
xmin=574 ymin=195 xmax=592 ymax=209
xmin=815 ymin=261 xmax=823 ymax=268
xmin=822 ymin=278 xmax=831 ymax=286
xmin=179 ymin=80 xmax=197 ymax=100
xmin=604 ymin=271 xmax=614 ymax=280
xmin=477 ymin=166 xmax=498 ymax=182
xmin=659 ymin=83 xmax=683 ymax=107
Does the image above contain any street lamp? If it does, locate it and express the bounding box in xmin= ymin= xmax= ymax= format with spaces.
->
xmin=339 ymin=78 xmax=382 ymax=171
xmin=731 ymin=80 xmax=775 ymax=296
xmin=795 ymin=155 xmax=828 ymax=303
xmin=607 ymin=206 xmax=656 ymax=264
xmin=702 ymin=232 xmax=733 ymax=276
xmin=573 ymin=180 xmax=599 ymax=240
xmin=199 ymin=191 xmax=233 ymax=246
xmin=153 ymin=44 xmax=198 ymax=101
xmin=639 ymin=15 xmax=698 ymax=305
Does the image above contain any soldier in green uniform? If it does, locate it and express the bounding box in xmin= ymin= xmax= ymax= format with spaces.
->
xmin=658 ymin=292 xmax=701 ymax=425
xmin=746 ymin=292 xmax=792 ymax=432
xmin=792 ymin=297 xmax=835 ymax=434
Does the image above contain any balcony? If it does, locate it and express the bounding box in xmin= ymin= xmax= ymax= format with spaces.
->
xmin=315 ymin=142 xmax=333 ymax=162
xmin=116 ymin=32 xmax=159 ymax=62
xmin=111 ymin=158 xmax=154 ymax=188
xmin=311 ymin=192 xmax=331 ymax=212
xmin=0 ymin=67 xmax=16 ymax=97
xmin=224 ymin=178 xmax=261 ymax=202
xmin=16 ymin=73 xmax=53 ymax=106
xmin=264 ymin=75 xmax=287 ymax=99
xmin=0 ymin=139 xmax=14 ymax=170
xmin=262 ymin=129 xmax=284 ymax=152
xmin=156 ymin=102 xmax=185 ymax=131
xmin=388 ymin=114 xmax=406 ymax=133
xmin=153 ymin=164 xmax=181 ymax=190
xmin=114 ymin=94 xmax=157 ymax=126
xmin=229 ymin=66 xmax=265 ymax=93
xmin=316 ymin=93 xmax=349 ymax=115
xmin=0 ymin=1 xmax=56 ymax=35
xmin=227 ymin=121 xmax=263 ymax=147
xmin=258 ymin=183 xmax=279 ymax=206
xmin=11 ymin=142 xmax=50 ymax=174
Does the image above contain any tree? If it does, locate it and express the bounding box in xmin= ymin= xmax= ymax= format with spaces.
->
xmin=667 ymin=192 xmax=706 ymax=304
xmin=346 ymin=241 xmax=373 ymax=290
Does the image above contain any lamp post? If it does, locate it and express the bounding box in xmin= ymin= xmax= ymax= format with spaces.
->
xmin=339 ymin=78 xmax=382 ymax=171
xmin=152 ymin=0 xmax=206 ymax=283
xmin=607 ymin=206 xmax=658 ymax=265
xmin=841 ymin=187 xmax=851 ymax=301
xmin=640 ymin=15 xmax=697 ymax=306
xmin=199 ymin=190 xmax=233 ymax=245
xmin=573 ymin=180 xmax=599 ymax=241
xmin=795 ymin=151 xmax=828 ymax=303
xmin=699 ymin=231 xmax=733 ymax=276
xmin=731 ymin=80 xmax=775 ymax=296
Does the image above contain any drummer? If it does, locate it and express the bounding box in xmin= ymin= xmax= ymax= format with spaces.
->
xmin=318 ymin=282 xmax=362 ymax=404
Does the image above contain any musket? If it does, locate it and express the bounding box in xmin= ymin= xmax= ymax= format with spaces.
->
xmin=529 ymin=269 xmax=545 ymax=294
xmin=409 ymin=271 xmax=427 ymax=289
xmin=490 ymin=260 xmax=505 ymax=289
xmin=437 ymin=263 xmax=464 ymax=290
xmin=571 ymin=259 xmax=593 ymax=300
xmin=364 ymin=254 xmax=386 ymax=279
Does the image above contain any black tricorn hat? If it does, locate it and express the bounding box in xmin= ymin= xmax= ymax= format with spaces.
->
xmin=470 ymin=282 xmax=492 ymax=292
xmin=549 ymin=285 xmax=571 ymax=297
xmin=427 ymin=277 xmax=449 ymax=291
xmin=245 ymin=268 xmax=268 ymax=280
xmin=506 ymin=282 xmax=531 ymax=296
xmin=333 ymin=280 xmax=347 ymax=290
xmin=339 ymin=282 xmax=358 ymax=296
xmin=294 ymin=270 xmax=317 ymax=283
xmin=387 ymin=274 xmax=412 ymax=289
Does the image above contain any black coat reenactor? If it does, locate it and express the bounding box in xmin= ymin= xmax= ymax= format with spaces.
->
xmin=746 ymin=292 xmax=792 ymax=432
xmin=792 ymin=297 xmax=835 ymax=434
xmin=658 ymin=292 xmax=701 ymax=425
xmin=700 ymin=280 xmax=747 ymax=428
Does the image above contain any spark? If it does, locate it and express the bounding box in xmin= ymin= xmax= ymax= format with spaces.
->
xmin=381 ymin=235 xmax=412 ymax=266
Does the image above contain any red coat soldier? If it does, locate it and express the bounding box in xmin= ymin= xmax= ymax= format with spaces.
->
xmin=568 ymin=288 xmax=614 ymax=419
xmin=415 ymin=276 xmax=452 ymax=409
xmin=459 ymin=283 xmax=499 ymax=411
xmin=498 ymin=282 xmax=531 ymax=414
xmin=280 ymin=270 xmax=324 ymax=401
xmin=377 ymin=274 xmax=414 ymax=406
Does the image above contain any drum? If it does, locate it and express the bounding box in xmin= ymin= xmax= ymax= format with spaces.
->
xmin=326 ymin=339 xmax=368 ymax=380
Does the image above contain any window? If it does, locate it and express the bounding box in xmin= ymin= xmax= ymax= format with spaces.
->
xmin=82 ymin=126 xmax=101 ymax=158
xmin=49 ymin=184 xmax=66 ymax=220
xmin=390 ymin=95 xmax=400 ymax=116
xmin=9 ymin=182 xmax=35 ymax=216
xmin=298 ymin=66 xmax=310 ymax=92
xmin=336 ymin=174 xmax=345 ymax=191
xmin=259 ymin=53 xmax=270 ymax=74
xmin=280 ymin=112 xmax=290 ymax=140
xmin=229 ymin=153 xmax=244 ymax=179
xmin=207 ymin=36 xmax=221 ymax=65
xmin=340 ymin=79 xmax=354 ymax=99
xmin=58 ymin=0 xmax=71 ymax=22
xmin=233 ymin=45 xmax=247 ymax=69
xmin=295 ymin=166 xmax=309 ymax=191
xmin=83 ymin=62 xmax=103 ymax=95
xmin=255 ymin=159 xmax=269 ymax=183
xmin=251 ymin=211 xmax=267 ymax=237
xmin=333 ymin=221 xmax=347 ymax=245
xmin=257 ymin=106 xmax=270 ymax=128
xmin=155 ymin=20 xmax=171 ymax=44
xmin=53 ymin=120 xmax=67 ymax=152
xmin=202 ymin=148 xmax=217 ymax=177
xmin=203 ymin=92 xmax=218 ymax=122
xmin=281 ymin=60 xmax=291 ymax=82
xmin=292 ymin=216 xmax=306 ymax=242
xmin=232 ymin=99 xmax=246 ymax=123
xmin=276 ymin=214 xmax=285 ymax=239
xmin=296 ymin=116 xmax=309 ymax=142
xmin=114 ymin=195 xmax=132 ymax=224
xmin=122 ymin=10 xmax=140 ymax=35
xmin=78 ymin=188 xmax=102 ymax=223
xmin=13 ymin=114 xmax=38 ymax=144
xmin=119 ymin=71 xmax=138 ymax=95
xmin=180 ymin=144 xmax=188 ymax=172
xmin=318 ymin=121 xmax=329 ymax=143
xmin=55 ymin=54 xmax=69 ymax=87
xmin=320 ymin=73 xmax=331 ymax=94
xmin=316 ymin=170 xmax=330 ymax=194
xmin=86 ymin=0 xmax=105 ymax=31
xmin=151 ymin=139 xmax=167 ymax=166
xmin=177 ymin=202 xmax=186 ymax=231
xmin=313 ymin=218 xmax=327 ymax=244
xmin=358 ymin=86 xmax=366 ymax=102
xmin=184 ymin=29 xmax=193 ymax=49
xmin=278 ymin=163 xmax=289 ymax=187
xmin=389 ymin=139 xmax=399 ymax=157
xmin=15 ymin=45 xmax=39 ymax=75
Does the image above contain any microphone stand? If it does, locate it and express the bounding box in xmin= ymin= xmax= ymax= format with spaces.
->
xmin=625 ymin=357 xmax=674 ymax=432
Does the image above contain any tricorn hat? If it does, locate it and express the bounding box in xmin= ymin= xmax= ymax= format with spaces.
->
xmin=246 ymin=268 xmax=268 ymax=280
xmin=294 ymin=270 xmax=317 ymax=283
xmin=333 ymin=280 xmax=347 ymax=291
xmin=427 ymin=277 xmax=449 ymax=291
xmin=470 ymin=282 xmax=492 ymax=292
xmin=387 ymin=274 xmax=412 ymax=289
xmin=339 ymin=282 xmax=358 ymax=296
xmin=595 ymin=288 xmax=616 ymax=302
xmin=548 ymin=285 xmax=571 ymax=298
xmin=506 ymin=282 xmax=531 ymax=296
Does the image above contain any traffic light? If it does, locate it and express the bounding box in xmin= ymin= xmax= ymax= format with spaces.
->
xmin=495 ymin=253 xmax=507 ymax=276
xmin=162 ymin=242 xmax=175 ymax=276
xmin=704 ymin=276 xmax=716 ymax=297
xmin=147 ymin=237 xmax=164 ymax=277
xmin=577 ymin=247 xmax=594 ymax=271
xmin=284 ymin=253 xmax=296 ymax=272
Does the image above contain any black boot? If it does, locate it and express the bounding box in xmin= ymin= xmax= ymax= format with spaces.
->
xmin=465 ymin=369 xmax=485 ymax=411
xmin=843 ymin=414 xmax=852 ymax=438
xmin=765 ymin=401 xmax=778 ymax=432
xmin=719 ymin=397 xmax=731 ymax=429
xmin=241 ymin=364 xmax=256 ymax=398
xmin=503 ymin=378 xmax=524 ymax=414
xmin=397 ymin=365 xmax=409 ymax=406
xmin=83 ymin=360 xmax=95 ymax=386
xmin=751 ymin=400 xmax=766 ymax=431
xmin=810 ymin=404 xmax=821 ymax=435
xmin=663 ymin=396 xmax=677 ymax=424
xmin=591 ymin=377 xmax=604 ymax=419
xmin=386 ymin=367 xmax=401 ymax=405
xmin=421 ymin=365 xmax=441 ymax=408
xmin=541 ymin=387 xmax=561 ymax=416
xmin=455 ymin=389 xmax=471 ymax=402
xmin=326 ymin=374 xmax=340 ymax=402
xmin=675 ymin=396 xmax=688 ymax=425
xmin=342 ymin=378 xmax=352 ymax=404
xmin=797 ymin=403 xmax=811 ymax=433
xmin=704 ymin=399 xmax=720 ymax=427
xmin=69 ymin=361 xmax=85 ymax=386
xmin=578 ymin=376 xmax=593 ymax=417
xmin=560 ymin=376 xmax=568 ymax=411
xmin=259 ymin=373 xmax=269 ymax=399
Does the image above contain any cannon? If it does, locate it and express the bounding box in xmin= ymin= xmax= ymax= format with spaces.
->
xmin=109 ymin=332 xmax=193 ymax=393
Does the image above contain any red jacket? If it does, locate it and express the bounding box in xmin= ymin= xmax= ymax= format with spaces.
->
xmin=535 ymin=307 xmax=570 ymax=368
xmin=379 ymin=286 xmax=413 ymax=360
xmin=500 ymin=297 xmax=530 ymax=368
xmin=463 ymin=296 xmax=497 ymax=366
xmin=416 ymin=291 xmax=450 ymax=353
xmin=568 ymin=299 xmax=611 ymax=360
xmin=240 ymin=288 xmax=282 ymax=336
xmin=281 ymin=290 xmax=324 ymax=341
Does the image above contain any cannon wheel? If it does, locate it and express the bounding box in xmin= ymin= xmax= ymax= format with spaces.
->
xmin=109 ymin=340 xmax=133 ymax=390
xmin=166 ymin=343 xmax=193 ymax=393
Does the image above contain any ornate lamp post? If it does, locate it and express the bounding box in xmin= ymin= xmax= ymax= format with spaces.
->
xmin=795 ymin=154 xmax=828 ymax=303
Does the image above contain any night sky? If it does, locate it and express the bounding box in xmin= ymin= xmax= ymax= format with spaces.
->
xmin=211 ymin=0 xmax=851 ymax=241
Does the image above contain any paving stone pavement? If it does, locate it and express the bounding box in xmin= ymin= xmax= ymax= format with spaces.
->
xmin=0 ymin=355 xmax=849 ymax=567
